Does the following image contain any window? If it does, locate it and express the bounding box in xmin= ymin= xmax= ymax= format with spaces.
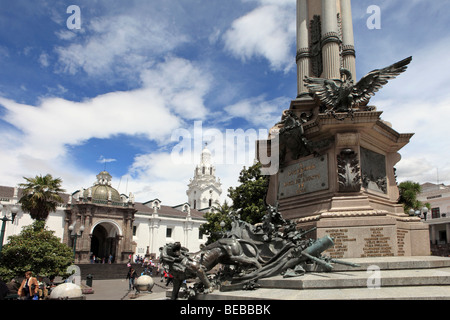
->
xmin=193 ymin=200 xmax=196 ymax=209
xmin=166 ymin=228 xmax=173 ymax=238
xmin=432 ymin=207 xmax=441 ymax=219
xmin=133 ymin=225 xmax=137 ymax=236
xmin=209 ymin=199 xmax=212 ymax=207
xmin=199 ymin=229 xmax=203 ymax=239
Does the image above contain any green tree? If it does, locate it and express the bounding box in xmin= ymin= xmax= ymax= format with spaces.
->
xmin=18 ymin=174 xmax=66 ymax=223
xmin=398 ymin=181 xmax=430 ymax=214
xmin=0 ymin=221 xmax=73 ymax=281
xmin=199 ymin=201 xmax=233 ymax=245
xmin=227 ymin=162 xmax=269 ymax=225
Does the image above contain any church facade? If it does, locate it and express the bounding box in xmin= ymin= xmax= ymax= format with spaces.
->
xmin=0 ymin=149 xmax=222 ymax=264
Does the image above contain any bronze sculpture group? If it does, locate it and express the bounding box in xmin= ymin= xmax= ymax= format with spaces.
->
xmin=160 ymin=203 xmax=359 ymax=300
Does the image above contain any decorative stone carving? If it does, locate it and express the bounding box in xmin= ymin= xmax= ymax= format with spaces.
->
xmin=360 ymin=147 xmax=388 ymax=194
xmin=310 ymin=15 xmax=323 ymax=77
xmin=274 ymin=110 xmax=331 ymax=165
xmin=337 ymin=148 xmax=361 ymax=192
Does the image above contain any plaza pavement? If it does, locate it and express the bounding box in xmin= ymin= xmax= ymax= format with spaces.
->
xmin=81 ymin=276 xmax=169 ymax=300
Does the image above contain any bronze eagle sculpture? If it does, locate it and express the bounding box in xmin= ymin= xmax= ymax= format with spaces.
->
xmin=304 ymin=56 xmax=412 ymax=118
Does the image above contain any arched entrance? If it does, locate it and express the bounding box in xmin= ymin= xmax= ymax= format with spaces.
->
xmin=90 ymin=221 xmax=121 ymax=263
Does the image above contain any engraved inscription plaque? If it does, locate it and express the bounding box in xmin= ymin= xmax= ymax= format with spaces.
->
xmin=278 ymin=156 xmax=328 ymax=199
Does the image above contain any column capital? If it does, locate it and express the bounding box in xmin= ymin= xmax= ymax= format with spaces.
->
xmin=296 ymin=47 xmax=310 ymax=62
xmin=321 ymin=31 xmax=341 ymax=47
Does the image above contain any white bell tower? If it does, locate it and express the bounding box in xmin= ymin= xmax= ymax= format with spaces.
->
xmin=187 ymin=144 xmax=222 ymax=210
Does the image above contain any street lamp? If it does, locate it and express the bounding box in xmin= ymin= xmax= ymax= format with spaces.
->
xmin=0 ymin=204 xmax=19 ymax=254
xmin=421 ymin=207 xmax=429 ymax=221
xmin=219 ymin=220 xmax=226 ymax=238
xmin=68 ymin=223 xmax=85 ymax=259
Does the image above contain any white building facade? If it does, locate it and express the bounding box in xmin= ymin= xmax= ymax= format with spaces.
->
xmin=0 ymin=169 xmax=212 ymax=263
xmin=417 ymin=183 xmax=450 ymax=256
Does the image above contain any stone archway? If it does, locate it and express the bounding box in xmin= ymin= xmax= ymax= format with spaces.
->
xmin=90 ymin=221 xmax=121 ymax=263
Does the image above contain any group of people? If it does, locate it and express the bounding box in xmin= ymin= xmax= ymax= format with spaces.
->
xmin=0 ymin=271 xmax=58 ymax=300
xmin=126 ymin=255 xmax=176 ymax=291
xmin=89 ymin=253 xmax=114 ymax=264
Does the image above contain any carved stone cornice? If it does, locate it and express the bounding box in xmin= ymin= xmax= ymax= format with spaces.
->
xmin=319 ymin=210 xmax=388 ymax=218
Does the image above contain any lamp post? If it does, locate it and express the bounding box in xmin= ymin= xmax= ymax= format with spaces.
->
xmin=421 ymin=207 xmax=429 ymax=221
xmin=219 ymin=220 xmax=226 ymax=238
xmin=68 ymin=222 xmax=85 ymax=259
xmin=0 ymin=204 xmax=19 ymax=254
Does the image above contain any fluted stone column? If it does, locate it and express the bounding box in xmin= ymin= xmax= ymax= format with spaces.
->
xmin=321 ymin=0 xmax=340 ymax=79
xmin=340 ymin=0 xmax=356 ymax=80
xmin=296 ymin=0 xmax=310 ymax=96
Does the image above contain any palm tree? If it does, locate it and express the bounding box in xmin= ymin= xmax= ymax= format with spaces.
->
xmin=18 ymin=174 xmax=66 ymax=222
xmin=397 ymin=181 xmax=425 ymax=214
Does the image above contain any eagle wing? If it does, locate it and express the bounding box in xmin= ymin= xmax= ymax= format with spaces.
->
xmin=304 ymin=77 xmax=342 ymax=109
xmin=353 ymin=56 xmax=412 ymax=106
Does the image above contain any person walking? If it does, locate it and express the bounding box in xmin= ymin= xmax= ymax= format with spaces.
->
xmin=164 ymin=270 xmax=173 ymax=286
xmin=126 ymin=267 xmax=137 ymax=291
xmin=18 ymin=271 xmax=39 ymax=300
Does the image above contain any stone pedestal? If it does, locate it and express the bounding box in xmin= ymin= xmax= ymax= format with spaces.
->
xmin=262 ymin=98 xmax=430 ymax=258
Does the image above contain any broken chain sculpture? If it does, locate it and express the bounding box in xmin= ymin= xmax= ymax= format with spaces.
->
xmin=160 ymin=203 xmax=359 ymax=299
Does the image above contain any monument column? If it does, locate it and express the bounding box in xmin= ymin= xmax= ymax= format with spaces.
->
xmin=340 ymin=0 xmax=356 ymax=79
xmin=296 ymin=0 xmax=310 ymax=96
xmin=321 ymin=0 xmax=341 ymax=79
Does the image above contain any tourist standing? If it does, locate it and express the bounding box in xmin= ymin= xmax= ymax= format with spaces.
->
xmin=17 ymin=271 xmax=39 ymax=300
xmin=126 ymin=267 xmax=137 ymax=291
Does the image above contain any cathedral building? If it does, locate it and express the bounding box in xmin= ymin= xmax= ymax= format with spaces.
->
xmin=0 ymin=149 xmax=222 ymax=264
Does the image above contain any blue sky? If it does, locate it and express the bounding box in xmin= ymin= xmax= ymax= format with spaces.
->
xmin=1 ymin=0 xmax=450 ymax=205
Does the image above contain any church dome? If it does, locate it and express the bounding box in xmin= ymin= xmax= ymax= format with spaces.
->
xmin=84 ymin=171 xmax=121 ymax=202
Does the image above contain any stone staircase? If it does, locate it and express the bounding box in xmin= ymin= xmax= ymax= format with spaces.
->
xmin=194 ymin=256 xmax=450 ymax=300
xmin=76 ymin=263 xmax=149 ymax=280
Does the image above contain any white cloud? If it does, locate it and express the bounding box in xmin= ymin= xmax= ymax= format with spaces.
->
xmin=38 ymin=52 xmax=50 ymax=67
xmin=0 ymin=57 xmax=212 ymax=194
xmin=140 ymin=58 xmax=211 ymax=120
xmin=225 ymin=95 xmax=289 ymax=127
xmin=223 ymin=2 xmax=296 ymax=72
xmin=55 ymin=13 xmax=188 ymax=77
xmin=370 ymin=36 xmax=450 ymax=185
xmin=97 ymin=156 xmax=117 ymax=164
xmin=124 ymin=152 xmax=194 ymax=203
